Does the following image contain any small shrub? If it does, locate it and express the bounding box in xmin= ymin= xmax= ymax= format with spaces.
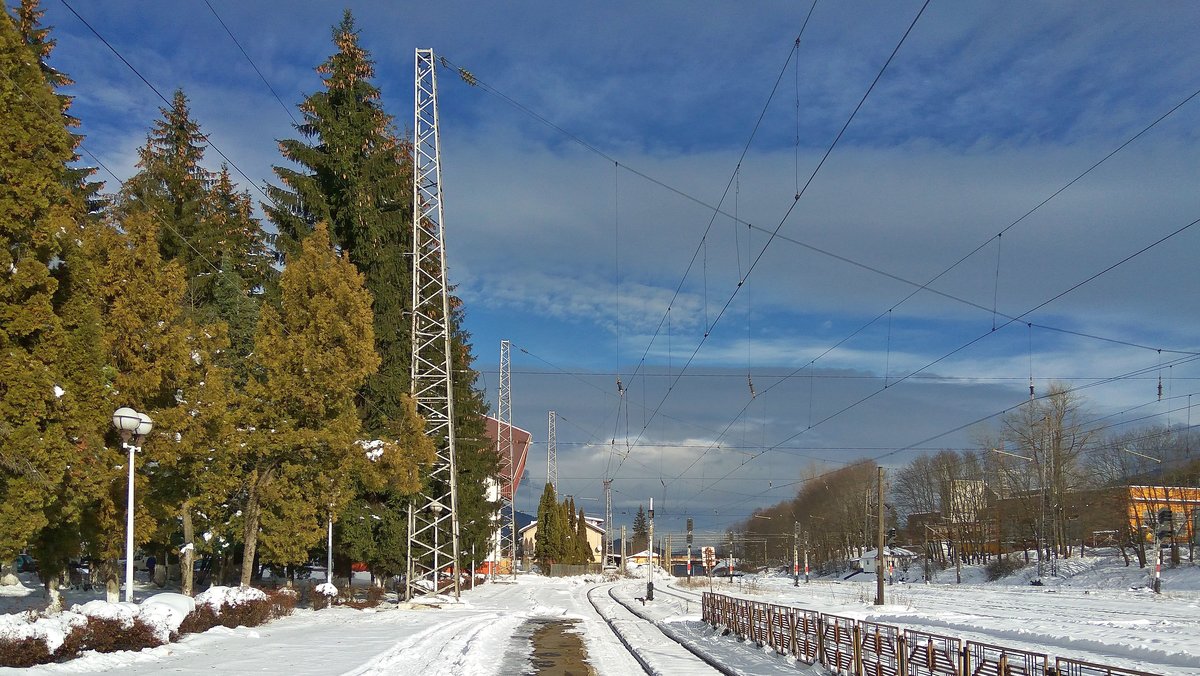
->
xmin=81 ymin=616 xmax=164 ymax=653
xmin=55 ymin=624 xmax=86 ymax=661
xmin=177 ymin=604 xmax=220 ymax=635
xmin=985 ymin=556 xmax=1026 ymax=581
xmin=344 ymin=585 xmax=386 ymax=610
xmin=217 ymin=597 xmax=272 ymax=628
xmin=0 ymin=637 xmax=52 ymax=668
xmin=267 ymin=589 xmax=298 ymax=618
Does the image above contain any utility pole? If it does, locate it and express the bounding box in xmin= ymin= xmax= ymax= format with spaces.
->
xmin=621 ymin=525 xmax=627 ymax=570
xmin=686 ymin=518 xmax=694 ymax=579
xmin=407 ymin=47 xmax=460 ymax=601
xmin=667 ymin=533 xmax=672 ymax=577
xmin=603 ymin=479 xmax=612 ymax=569
xmin=876 ymin=466 xmax=885 ymax=605
xmin=804 ymin=531 xmax=810 ymax=583
xmin=647 ymin=498 xmax=655 ymax=600
xmin=793 ymin=521 xmax=799 ymax=587
xmin=728 ymin=532 xmax=735 ymax=582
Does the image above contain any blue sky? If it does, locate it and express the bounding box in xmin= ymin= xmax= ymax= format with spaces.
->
xmin=32 ymin=1 xmax=1200 ymax=534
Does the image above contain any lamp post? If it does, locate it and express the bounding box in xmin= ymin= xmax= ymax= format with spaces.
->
xmin=113 ymin=407 xmax=151 ymax=603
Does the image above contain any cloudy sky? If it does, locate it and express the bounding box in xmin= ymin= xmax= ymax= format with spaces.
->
xmin=34 ymin=1 xmax=1200 ymax=535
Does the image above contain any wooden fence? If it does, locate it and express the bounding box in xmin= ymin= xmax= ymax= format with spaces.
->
xmin=700 ymin=592 xmax=1161 ymax=676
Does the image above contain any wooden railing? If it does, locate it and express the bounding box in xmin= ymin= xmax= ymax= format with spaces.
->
xmin=700 ymin=592 xmax=1161 ymax=676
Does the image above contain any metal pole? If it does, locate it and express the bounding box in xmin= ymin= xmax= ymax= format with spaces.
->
xmin=875 ymin=466 xmax=885 ymax=605
xmin=646 ymin=498 xmax=654 ymax=600
xmin=804 ymin=533 xmax=810 ymax=583
xmin=793 ymin=522 xmax=799 ymax=586
xmin=124 ymin=440 xmax=136 ymax=603
xmin=327 ymin=506 xmax=333 ymax=584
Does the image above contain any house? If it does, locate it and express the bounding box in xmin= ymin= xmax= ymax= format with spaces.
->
xmin=857 ymin=547 xmax=917 ymax=574
xmin=626 ymin=549 xmax=660 ymax=566
xmin=482 ymin=416 xmax=533 ymax=567
xmin=519 ymin=516 xmax=606 ymax=564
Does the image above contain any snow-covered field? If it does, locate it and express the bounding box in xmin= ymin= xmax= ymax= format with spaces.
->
xmin=1 ymin=551 xmax=1196 ymax=674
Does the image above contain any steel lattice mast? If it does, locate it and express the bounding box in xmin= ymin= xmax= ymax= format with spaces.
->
xmin=547 ymin=410 xmax=557 ymax=493
xmin=497 ymin=340 xmax=518 ymax=579
xmin=407 ymin=48 xmax=460 ymax=600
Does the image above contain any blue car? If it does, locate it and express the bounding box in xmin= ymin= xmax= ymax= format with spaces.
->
xmin=14 ymin=554 xmax=37 ymax=573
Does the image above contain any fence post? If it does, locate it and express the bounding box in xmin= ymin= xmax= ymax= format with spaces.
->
xmin=853 ymin=624 xmax=863 ymax=676
xmin=897 ymin=634 xmax=908 ymax=675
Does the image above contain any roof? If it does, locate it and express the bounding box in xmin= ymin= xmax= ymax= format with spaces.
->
xmin=860 ymin=547 xmax=917 ymax=560
xmin=520 ymin=519 xmax=604 ymax=536
xmin=485 ymin=416 xmax=532 ymax=501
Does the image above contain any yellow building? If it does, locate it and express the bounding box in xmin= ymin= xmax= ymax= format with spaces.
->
xmin=520 ymin=518 xmax=605 ymax=564
xmin=1125 ymin=485 xmax=1200 ymax=543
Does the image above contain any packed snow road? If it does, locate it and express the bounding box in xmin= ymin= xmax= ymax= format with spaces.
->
xmin=4 ymin=554 xmax=1197 ymax=675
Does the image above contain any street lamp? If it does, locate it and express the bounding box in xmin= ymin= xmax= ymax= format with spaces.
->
xmin=113 ymin=407 xmax=152 ymax=603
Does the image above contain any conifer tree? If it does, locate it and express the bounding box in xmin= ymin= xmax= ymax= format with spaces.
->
xmin=0 ymin=8 xmax=104 ymax=607
xmin=265 ymin=9 xmax=413 ymax=433
xmin=121 ymin=89 xmax=210 ymax=270
xmin=534 ymin=483 xmax=562 ymax=569
xmin=241 ymin=222 xmax=379 ymax=585
xmin=83 ymin=209 xmax=193 ymax=600
xmin=447 ymin=299 xmax=501 ymax=569
xmin=632 ymin=505 xmax=649 ymax=553
xmin=14 ymin=0 xmax=102 ymax=207
xmin=576 ymin=508 xmax=592 ymax=563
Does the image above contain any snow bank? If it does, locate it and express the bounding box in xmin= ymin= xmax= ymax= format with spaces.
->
xmin=194 ymin=585 xmax=268 ymax=611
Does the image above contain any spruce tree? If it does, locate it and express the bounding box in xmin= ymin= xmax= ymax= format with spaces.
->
xmin=14 ymin=0 xmax=102 ymax=208
xmin=265 ymin=9 xmax=413 ymax=433
xmin=120 ymin=89 xmax=210 ymax=271
xmin=632 ymin=505 xmax=649 ymax=553
xmin=241 ymin=222 xmax=379 ymax=585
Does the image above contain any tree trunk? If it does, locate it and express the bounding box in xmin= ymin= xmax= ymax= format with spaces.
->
xmin=240 ymin=478 xmax=263 ymax=587
xmin=182 ymin=499 xmax=196 ymax=596
xmin=43 ymin=579 xmax=63 ymax=613
xmin=103 ymin=559 xmax=120 ymax=602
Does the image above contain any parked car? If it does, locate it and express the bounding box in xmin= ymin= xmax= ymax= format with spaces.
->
xmin=14 ymin=553 xmax=37 ymax=573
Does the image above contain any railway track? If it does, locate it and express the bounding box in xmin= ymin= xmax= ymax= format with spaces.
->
xmin=586 ymin=583 xmax=728 ymax=676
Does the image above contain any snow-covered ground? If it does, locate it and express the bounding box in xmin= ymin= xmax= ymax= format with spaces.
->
xmin=1 ymin=551 xmax=1196 ymax=674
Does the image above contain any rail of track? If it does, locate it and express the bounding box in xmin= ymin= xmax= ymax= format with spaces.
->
xmin=586 ymin=582 xmax=732 ymax=676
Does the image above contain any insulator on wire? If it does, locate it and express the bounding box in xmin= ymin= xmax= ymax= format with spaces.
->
xmin=1158 ymin=376 xmax=1163 ymax=401
xmin=748 ymin=375 xmax=756 ymax=399
xmin=1029 ymin=377 xmax=1035 ymax=401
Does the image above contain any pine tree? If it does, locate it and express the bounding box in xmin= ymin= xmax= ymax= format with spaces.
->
xmin=120 ymin=89 xmax=210 ymax=270
xmin=632 ymin=505 xmax=649 ymax=553
xmin=241 ymin=222 xmax=379 ymax=585
xmin=534 ymin=483 xmax=562 ymax=569
xmin=447 ymin=298 xmax=500 ymax=570
xmin=576 ymin=508 xmax=592 ymax=563
xmin=14 ymin=0 xmax=103 ymax=208
xmin=265 ymin=9 xmax=413 ymax=434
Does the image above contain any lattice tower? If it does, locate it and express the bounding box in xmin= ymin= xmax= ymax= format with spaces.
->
xmin=547 ymin=410 xmax=557 ymax=493
xmin=407 ymin=48 xmax=460 ymax=600
xmin=497 ymin=340 xmax=518 ymax=579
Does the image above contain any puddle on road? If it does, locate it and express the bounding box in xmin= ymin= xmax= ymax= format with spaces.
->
xmin=506 ymin=617 xmax=596 ymax=676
